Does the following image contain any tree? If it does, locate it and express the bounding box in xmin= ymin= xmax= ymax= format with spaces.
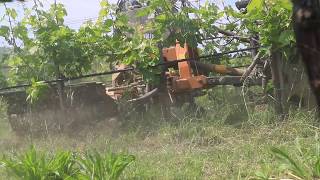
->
xmin=291 ymin=0 xmax=320 ymax=114
xmin=226 ymin=0 xmax=295 ymax=117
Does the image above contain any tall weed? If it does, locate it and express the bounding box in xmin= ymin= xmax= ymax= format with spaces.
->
xmin=0 ymin=147 xmax=135 ymax=180
xmin=256 ymin=135 xmax=320 ymax=179
xmin=0 ymin=146 xmax=78 ymax=180
xmin=78 ymin=150 xmax=135 ymax=180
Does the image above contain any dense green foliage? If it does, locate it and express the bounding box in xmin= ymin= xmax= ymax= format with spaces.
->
xmin=1 ymin=3 xmax=97 ymax=84
xmin=238 ymin=0 xmax=295 ymax=58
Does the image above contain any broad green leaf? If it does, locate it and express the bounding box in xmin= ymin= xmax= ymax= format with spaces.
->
xmin=0 ymin=25 xmax=10 ymax=37
xmin=247 ymin=0 xmax=264 ymax=13
xmin=155 ymin=14 xmax=167 ymax=22
xmin=278 ymin=30 xmax=293 ymax=45
xmin=6 ymin=8 xmax=18 ymax=20
xmin=100 ymin=0 xmax=109 ymax=8
xmin=99 ymin=9 xmax=108 ymax=18
xmin=104 ymin=19 xmax=113 ymax=28
xmin=136 ymin=7 xmax=151 ymax=17
xmin=278 ymin=0 xmax=293 ymax=10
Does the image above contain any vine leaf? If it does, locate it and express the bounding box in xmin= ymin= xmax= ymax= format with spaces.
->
xmin=247 ymin=0 xmax=263 ymax=13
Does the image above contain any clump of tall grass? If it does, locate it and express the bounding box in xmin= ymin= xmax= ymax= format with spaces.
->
xmin=78 ymin=150 xmax=135 ymax=180
xmin=256 ymin=134 xmax=320 ymax=179
xmin=271 ymin=147 xmax=320 ymax=179
xmin=0 ymin=146 xmax=78 ymax=179
xmin=0 ymin=146 xmax=135 ymax=180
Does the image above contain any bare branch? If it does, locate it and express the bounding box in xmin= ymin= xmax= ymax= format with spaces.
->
xmin=213 ymin=25 xmax=252 ymax=43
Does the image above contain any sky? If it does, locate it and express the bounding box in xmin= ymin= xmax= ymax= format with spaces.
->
xmin=0 ymin=0 xmax=236 ymax=46
xmin=0 ymin=0 xmax=117 ymax=29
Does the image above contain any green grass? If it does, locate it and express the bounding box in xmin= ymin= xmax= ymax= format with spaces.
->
xmin=0 ymin=87 xmax=319 ymax=179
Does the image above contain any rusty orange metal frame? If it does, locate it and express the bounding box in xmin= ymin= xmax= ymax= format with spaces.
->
xmin=162 ymin=42 xmax=207 ymax=93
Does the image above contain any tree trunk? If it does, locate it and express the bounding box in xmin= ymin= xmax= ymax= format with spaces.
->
xmin=55 ymin=66 xmax=65 ymax=110
xmin=56 ymin=66 xmax=65 ymax=130
xmin=270 ymin=48 xmax=286 ymax=119
xmin=292 ymin=0 xmax=320 ymax=117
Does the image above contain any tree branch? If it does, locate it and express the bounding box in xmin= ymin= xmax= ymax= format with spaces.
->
xmin=241 ymin=51 xmax=261 ymax=81
xmin=213 ymin=25 xmax=252 ymax=43
xmin=3 ymin=3 xmax=18 ymax=51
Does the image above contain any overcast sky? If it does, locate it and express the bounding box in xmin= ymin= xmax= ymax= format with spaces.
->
xmin=1 ymin=0 xmax=117 ymax=28
xmin=0 ymin=0 xmax=236 ymax=46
